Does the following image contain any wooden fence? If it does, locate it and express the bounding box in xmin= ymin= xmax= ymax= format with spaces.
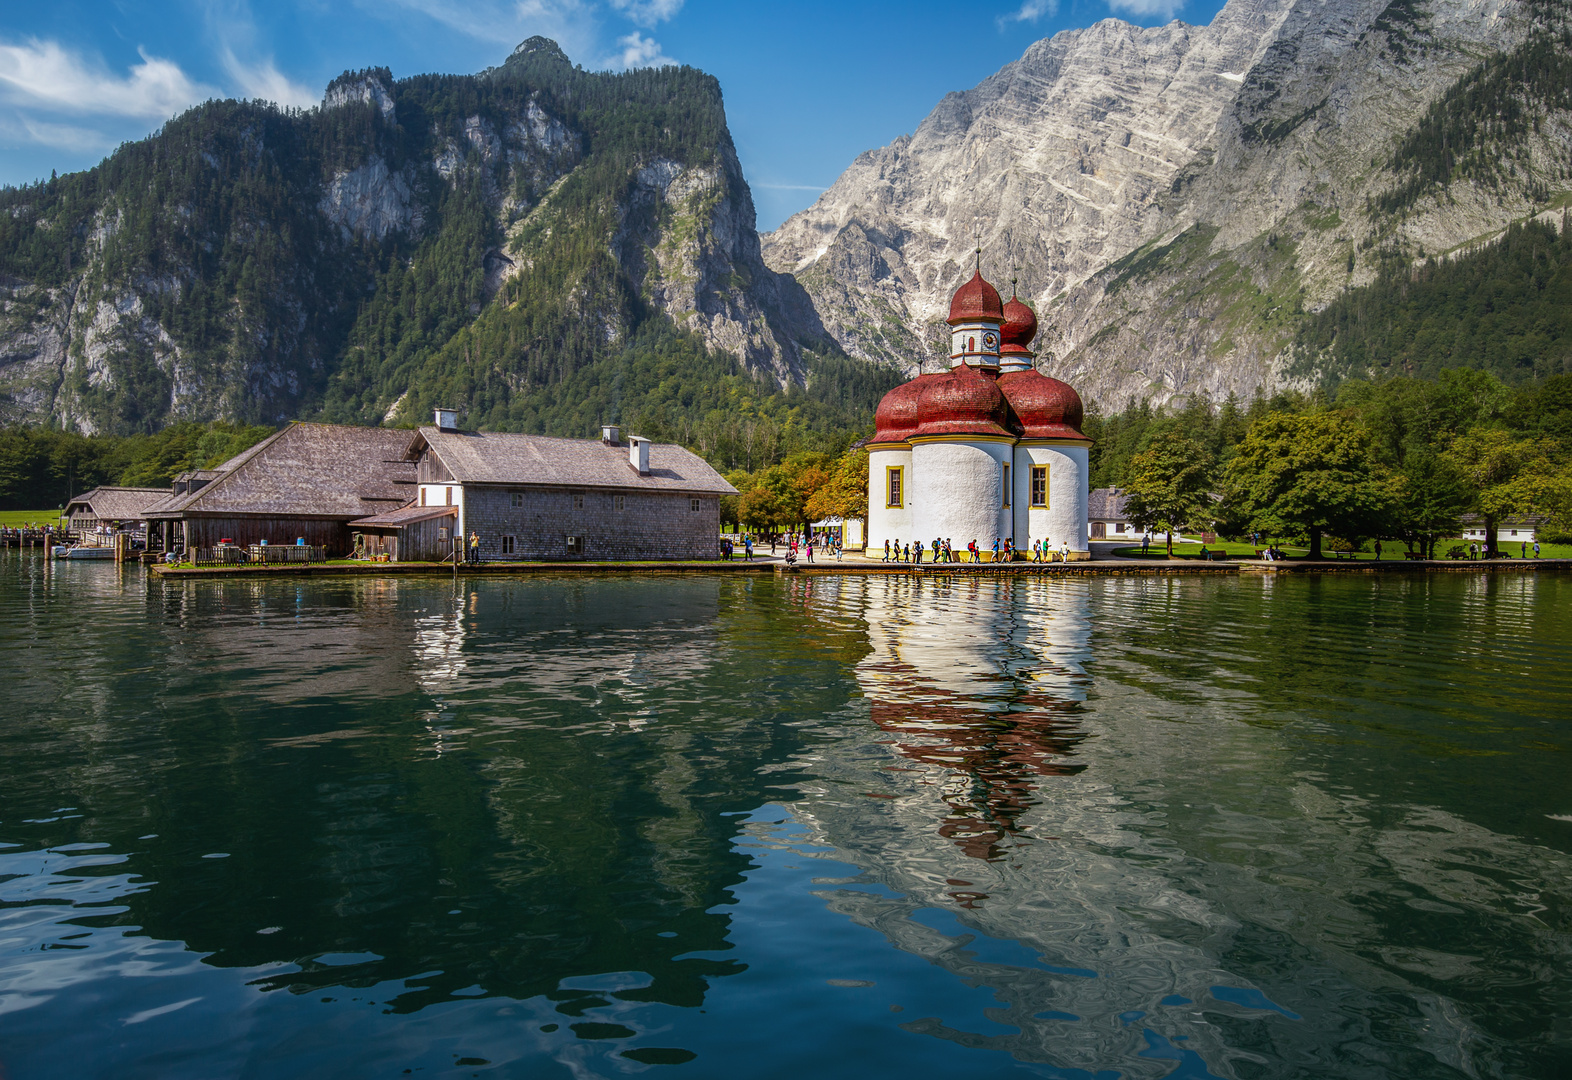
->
xmin=190 ymin=545 xmax=326 ymax=566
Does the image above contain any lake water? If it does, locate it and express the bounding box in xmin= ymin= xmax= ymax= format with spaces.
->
xmin=1 ymin=555 xmax=1570 ymax=1079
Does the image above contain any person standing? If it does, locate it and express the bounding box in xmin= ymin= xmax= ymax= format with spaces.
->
xmin=1141 ymin=532 xmax=1151 ymax=555
xmin=468 ymin=531 xmax=480 ymax=563
xmin=1374 ymin=540 xmax=1382 ymax=561
xmin=883 ymin=538 xmax=891 ymax=563
xmin=805 ymin=538 xmax=814 ymax=562
xmin=1534 ymin=539 xmax=1541 ymax=558
xmin=745 ymin=535 xmax=753 ymax=560
xmin=1522 ymin=540 xmax=1528 ymax=559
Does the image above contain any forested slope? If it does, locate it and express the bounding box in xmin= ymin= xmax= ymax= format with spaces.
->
xmin=0 ymin=38 xmax=880 ymax=458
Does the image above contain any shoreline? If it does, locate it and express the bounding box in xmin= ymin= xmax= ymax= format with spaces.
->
xmin=139 ymin=556 xmax=1572 ymax=580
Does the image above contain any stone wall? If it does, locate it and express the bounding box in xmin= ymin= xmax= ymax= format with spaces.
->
xmin=462 ymin=485 xmax=720 ymax=561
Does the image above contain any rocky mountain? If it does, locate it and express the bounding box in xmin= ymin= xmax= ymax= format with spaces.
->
xmin=764 ymin=0 xmax=1572 ymax=406
xmin=0 ymin=38 xmax=845 ymax=439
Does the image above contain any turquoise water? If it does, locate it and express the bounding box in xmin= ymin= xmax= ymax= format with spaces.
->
xmin=1 ymin=556 xmax=1569 ymax=1078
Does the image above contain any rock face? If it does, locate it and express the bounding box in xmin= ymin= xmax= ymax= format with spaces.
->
xmin=0 ymin=40 xmax=828 ymax=433
xmin=765 ymin=0 xmax=1566 ymax=406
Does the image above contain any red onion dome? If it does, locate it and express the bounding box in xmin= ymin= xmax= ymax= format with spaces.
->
xmin=947 ymin=270 xmax=1004 ymax=325
xmin=999 ymin=296 xmax=1038 ymax=357
xmin=871 ymin=373 xmax=942 ymax=443
xmin=914 ymin=363 xmax=1019 ymax=438
xmin=996 ymin=369 xmax=1089 ymax=441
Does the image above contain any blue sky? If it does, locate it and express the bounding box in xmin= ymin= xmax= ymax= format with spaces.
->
xmin=0 ymin=0 xmax=1228 ymax=231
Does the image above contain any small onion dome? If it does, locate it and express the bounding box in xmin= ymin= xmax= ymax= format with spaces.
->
xmin=871 ymin=373 xmax=942 ymax=443
xmin=915 ymin=363 xmax=1019 ymax=439
xmin=947 ymin=270 xmax=1005 ymax=325
xmin=996 ymin=369 xmax=1089 ymax=441
xmin=999 ymin=296 xmax=1038 ymax=357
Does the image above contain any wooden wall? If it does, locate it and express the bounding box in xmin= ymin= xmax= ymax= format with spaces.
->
xmin=184 ymin=517 xmax=354 ymax=555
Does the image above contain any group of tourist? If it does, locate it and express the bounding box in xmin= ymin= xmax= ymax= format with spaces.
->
xmin=878 ymin=537 xmax=1072 ymax=564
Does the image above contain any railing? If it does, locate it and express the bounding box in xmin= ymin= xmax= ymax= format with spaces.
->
xmin=247 ymin=545 xmax=325 ymax=564
xmin=188 ymin=545 xmax=326 ymax=566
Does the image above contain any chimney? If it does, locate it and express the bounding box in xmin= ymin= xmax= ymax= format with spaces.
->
xmin=628 ymin=435 xmax=650 ymax=475
xmin=601 ymin=424 xmax=620 ymax=445
xmin=434 ymin=407 xmax=458 ymax=431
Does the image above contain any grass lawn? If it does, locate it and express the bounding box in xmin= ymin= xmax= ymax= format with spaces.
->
xmin=1113 ymin=537 xmax=1572 ymax=561
xmin=0 ymin=509 xmax=67 ymax=529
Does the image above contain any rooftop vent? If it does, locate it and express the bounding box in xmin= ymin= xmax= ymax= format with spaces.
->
xmin=628 ymin=435 xmax=650 ymax=475
xmin=434 ymin=408 xmax=459 ymax=431
xmin=601 ymin=424 xmax=621 ymax=445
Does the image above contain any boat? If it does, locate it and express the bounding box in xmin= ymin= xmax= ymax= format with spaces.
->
xmin=55 ymin=546 xmax=116 ymax=560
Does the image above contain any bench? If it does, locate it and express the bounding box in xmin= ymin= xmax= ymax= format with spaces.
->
xmin=1331 ymin=549 xmax=1358 ymax=559
xmin=1403 ymin=551 xmax=1426 ymax=560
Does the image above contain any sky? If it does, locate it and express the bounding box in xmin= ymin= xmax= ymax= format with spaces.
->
xmin=0 ymin=0 xmax=1230 ymax=232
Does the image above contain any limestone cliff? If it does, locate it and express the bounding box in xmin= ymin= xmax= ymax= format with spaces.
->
xmin=764 ymin=0 xmax=1572 ymax=406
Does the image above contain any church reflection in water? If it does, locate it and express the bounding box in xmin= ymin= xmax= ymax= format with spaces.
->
xmin=792 ymin=573 xmax=1094 ymax=864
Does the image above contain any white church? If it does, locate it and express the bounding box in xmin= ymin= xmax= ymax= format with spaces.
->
xmin=866 ymin=268 xmax=1090 ymax=559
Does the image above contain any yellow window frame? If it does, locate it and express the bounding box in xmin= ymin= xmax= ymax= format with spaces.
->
xmin=886 ymin=466 xmax=904 ymax=508
xmin=1030 ymin=465 xmax=1048 ymax=508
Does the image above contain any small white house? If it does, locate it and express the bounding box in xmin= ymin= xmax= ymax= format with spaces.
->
xmin=1462 ymin=515 xmax=1539 ymax=544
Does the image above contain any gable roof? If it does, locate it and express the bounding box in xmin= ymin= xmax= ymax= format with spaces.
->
xmin=408 ymin=428 xmax=738 ymax=495
xmin=64 ymin=486 xmax=169 ymax=520
xmin=144 ymin=423 xmax=416 ymax=519
xmin=1087 ymin=487 xmax=1131 ymax=522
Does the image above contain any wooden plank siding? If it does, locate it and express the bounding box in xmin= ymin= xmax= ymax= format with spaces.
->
xmin=183 ymin=517 xmax=354 ymax=555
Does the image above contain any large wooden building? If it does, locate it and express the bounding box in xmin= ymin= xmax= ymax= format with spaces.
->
xmin=141 ymin=423 xmax=416 ymax=555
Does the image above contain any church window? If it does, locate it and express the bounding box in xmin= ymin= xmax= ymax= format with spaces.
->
xmin=1030 ymin=466 xmax=1048 ymax=507
xmin=968 ymin=336 xmax=975 ymax=352
xmin=1002 ymin=464 xmax=1010 ymax=507
xmin=886 ymin=467 xmax=903 ymax=508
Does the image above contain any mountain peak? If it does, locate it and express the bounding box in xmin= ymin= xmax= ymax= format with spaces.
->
xmin=510 ymin=37 xmax=570 ymax=66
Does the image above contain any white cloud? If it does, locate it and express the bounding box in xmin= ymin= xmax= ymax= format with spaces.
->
xmin=606 ymin=0 xmax=684 ymax=28
xmin=219 ymin=49 xmax=317 ymax=109
xmin=606 ymin=31 xmax=675 ymax=69
xmin=0 ymin=38 xmax=214 ymax=118
xmin=1107 ymin=0 xmax=1186 ymax=19
xmin=997 ymin=0 xmax=1058 ymax=29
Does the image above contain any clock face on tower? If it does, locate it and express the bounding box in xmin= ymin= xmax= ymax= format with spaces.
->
xmin=983 ymin=332 xmax=998 ymax=351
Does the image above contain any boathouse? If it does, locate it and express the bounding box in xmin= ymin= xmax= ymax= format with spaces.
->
xmin=402 ymin=413 xmax=736 ymax=561
xmin=141 ymin=423 xmax=416 ymax=555
xmin=63 ymin=487 xmax=168 ymax=542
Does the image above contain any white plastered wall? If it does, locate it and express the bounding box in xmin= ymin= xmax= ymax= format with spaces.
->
xmin=866 ymin=447 xmax=912 ymax=552
xmin=1016 ymin=444 xmax=1088 ymax=553
xmin=911 ymin=439 xmax=1011 ymax=551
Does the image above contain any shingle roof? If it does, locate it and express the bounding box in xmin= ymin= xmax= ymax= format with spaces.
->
xmin=145 ymin=423 xmax=416 ymax=519
xmin=351 ymin=504 xmax=457 ymax=527
xmin=410 ymin=428 xmax=738 ymax=495
xmin=1087 ymin=487 xmax=1131 ymax=522
xmin=64 ymin=486 xmax=169 ymax=520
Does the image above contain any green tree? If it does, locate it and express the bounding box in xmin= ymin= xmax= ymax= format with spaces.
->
xmin=1120 ymin=434 xmax=1213 ymax=556
xmin=1223 ymin=412 xmax=1400 ymax=559
xmin=1445 ymin=429 xmax=1569 ymax=555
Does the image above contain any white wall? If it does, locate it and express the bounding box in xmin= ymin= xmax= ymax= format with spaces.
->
xmin=865 ymin=447 xmax=912 ymax=552
xmin=419 ymin=484 xmax=465 ymax=537
xmin=911 ymin=439 xmax=1011 ymax=549
xmin=1015 ymin=444 xmax=1088 ymax=552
